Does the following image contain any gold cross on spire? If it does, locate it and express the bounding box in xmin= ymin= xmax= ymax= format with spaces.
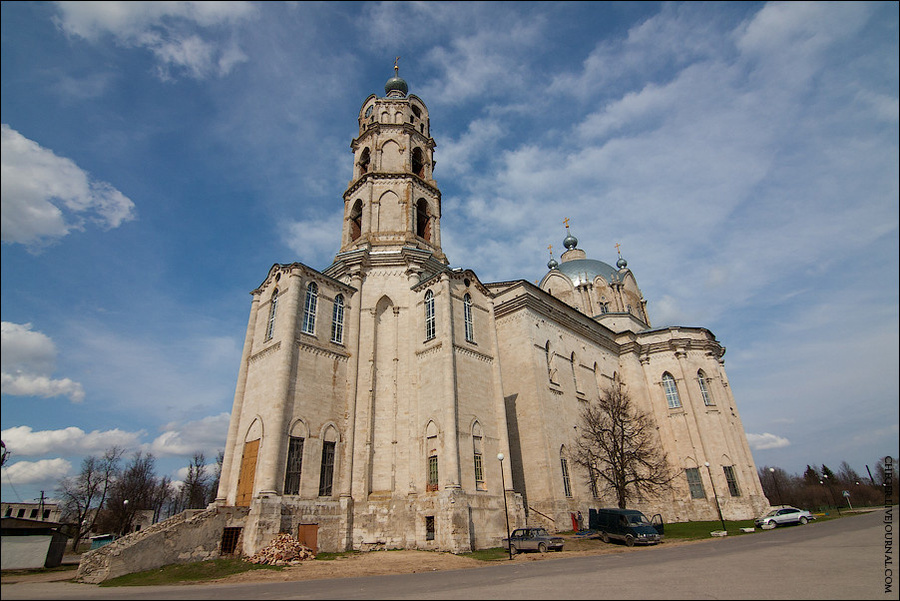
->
xmin=615 ymin=242 xmax=622 ymax=255
xmin=548 ymin=244 xmax=553 ymax=253
xmin=563 ymin=217 xmax=570 ymax=229
xmin=394 ymin=56 xmax=400 ymax=74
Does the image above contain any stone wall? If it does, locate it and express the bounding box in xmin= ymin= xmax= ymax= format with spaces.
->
xmin=75 ymin=506 xmax=249 ymax=584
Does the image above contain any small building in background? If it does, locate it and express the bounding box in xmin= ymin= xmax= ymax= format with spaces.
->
xmin=1 ymin=517 xmax=70 ymax=569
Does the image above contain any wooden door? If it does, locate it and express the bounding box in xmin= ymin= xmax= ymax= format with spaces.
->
xmin=235 ymin=439 xmax=259 ymax=507
xmin=298 ymin=524 xmax=318 ymax=553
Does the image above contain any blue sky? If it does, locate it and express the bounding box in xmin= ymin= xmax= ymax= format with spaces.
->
xmin=2 ymin=1 xmax=897 ymax=506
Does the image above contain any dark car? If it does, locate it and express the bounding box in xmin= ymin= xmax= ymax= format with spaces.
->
xmin=589 ymin=508 xmax=664 ymax=546
xmin=502 ymin=527 xmax=564 ymax=554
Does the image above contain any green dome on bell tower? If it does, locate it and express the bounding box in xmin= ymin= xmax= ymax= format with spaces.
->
xmin=384 ymin=57 xmax=408 ymax=97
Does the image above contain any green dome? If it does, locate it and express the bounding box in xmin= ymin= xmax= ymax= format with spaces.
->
xmin=385 ymin=75 xmax=408 ymax=97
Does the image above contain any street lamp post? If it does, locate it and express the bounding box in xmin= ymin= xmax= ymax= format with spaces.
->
xmin=822 ymin=475 xmax=841 ymax=516
xmin=705 ymin=462 xmax=727 ymax=533
xmin=769 ymin=467 xmax=783 ymax=507
xmin=498 ymin=453 xmax=512 ymax=560
xmin=121 ymin=499 xmax=130 ymax=536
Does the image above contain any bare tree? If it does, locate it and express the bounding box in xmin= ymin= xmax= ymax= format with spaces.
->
xmin=206 ymin=450 xmax=225 ymax=505
xmin=181 ymin=452 xmax=210 ymax=509
xmin=56 ymin=446 xmax=124 ymax=550
xmin=102 ymin=451 xmax=160 ymax=535
xmin=572 ymin=379 xmax=675 ymax=508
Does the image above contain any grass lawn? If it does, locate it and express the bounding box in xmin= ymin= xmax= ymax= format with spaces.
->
xmin=99 ymin=558 xmax=281 ymax=587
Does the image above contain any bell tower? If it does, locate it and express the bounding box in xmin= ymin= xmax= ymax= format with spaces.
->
xmin=339 ymin=62 xmax=445 ymax=263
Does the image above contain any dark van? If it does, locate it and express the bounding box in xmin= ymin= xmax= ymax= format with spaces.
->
xmin=588 ymin=508 xmax=664 ymax=546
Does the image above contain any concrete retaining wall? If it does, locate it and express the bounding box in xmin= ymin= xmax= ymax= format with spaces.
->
xmin=75 ymin=506 xmax=249 ymax=583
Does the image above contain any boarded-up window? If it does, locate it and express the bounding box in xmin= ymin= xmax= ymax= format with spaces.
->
xmin=235 ymin=439 xmax=259 ymax=507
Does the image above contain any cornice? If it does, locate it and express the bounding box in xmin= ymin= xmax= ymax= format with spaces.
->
xmin=343 ymin=172 xmax=441 ymax=199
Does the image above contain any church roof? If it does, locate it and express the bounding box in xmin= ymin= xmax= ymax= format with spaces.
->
xmin=552 ymin=257 xmax=620 ymax=287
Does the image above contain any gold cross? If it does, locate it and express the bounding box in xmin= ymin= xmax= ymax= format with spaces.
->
xmin=548 ymin=244 xmax=552 ymax=252
xmin=563 ymin=217 xmax=570 ymax=228
xmin=615 ymin=242 xmax=622 ymax=255
xmin=394 ymin=56 xmax=400 ymax=73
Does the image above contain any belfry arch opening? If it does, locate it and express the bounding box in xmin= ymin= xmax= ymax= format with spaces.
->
xmin=358 ymin=147 xmax=371 ymax=175
xmin=412 ymin=147 xmax=426 ymax=178
xmin=416 ymin=198 xmax=431 ymax=241
xmin=350 ymin=199 xmax=362 ymax=241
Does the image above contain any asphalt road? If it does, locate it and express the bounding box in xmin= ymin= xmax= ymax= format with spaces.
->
xmin=2 ymin=508 xmax=896 ymax=600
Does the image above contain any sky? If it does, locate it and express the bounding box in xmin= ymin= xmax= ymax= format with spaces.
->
xmin=1 ymin=1 xmax=897 ymax=507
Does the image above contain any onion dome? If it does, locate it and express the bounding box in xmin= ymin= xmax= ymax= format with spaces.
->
xmin=617 ymin=256 xmax=628 ymax=269
xmin=548 ymin=256 xmax=559 ymax=270
xmin=385 ymin=60 xmax=408 ymax=97
xmin=563 ymin=231 xmax=578 ymax=250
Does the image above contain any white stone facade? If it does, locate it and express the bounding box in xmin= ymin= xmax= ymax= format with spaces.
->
xmin=215 ymin=70 xmax=768 ymax=556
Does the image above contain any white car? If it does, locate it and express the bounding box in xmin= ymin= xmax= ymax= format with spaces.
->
xmin=755 ymin=506 xmax=816 ymax=528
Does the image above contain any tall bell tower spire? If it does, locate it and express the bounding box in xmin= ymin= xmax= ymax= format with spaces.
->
xmin=338 ymin=65 xmax=445 ymax=264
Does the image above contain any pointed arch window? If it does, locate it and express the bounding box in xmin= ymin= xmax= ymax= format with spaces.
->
xmin=283 ymin=436 xmax=304 ymax=495
xmin=359 ymin=147 xmax=370 ymax=174
xmin=318 ymin=427 xmax=337 ymax=497
xmin=416 ymin=199 xmax=431 ymax=240
xmin=265 ymin=289 xmax=279 ymax=341
xmin=560 ymin=449 xmax=573 ymax=498
xmin=425 ymin=421 xmax=439 ymax=492
xmin=302 ymin=282 xmax=318 ymax=335
xmin=412 ymin=147 xmax=425 ymax=178
xmin=331 ymin=294 xmax=345 ymax=344
xmin=472 ymin=422 xmax=485 ymax=491
xmin=662 ymin=372 xmax=681 ymax=409
xmin=349 ymin=200 xmax=362 ymax=241
xmin=463 ymin=293 xmax=474 ymax=342
xmin=697 ymin=370 xmax=714 ymax=406
xmin=424 ymin=290 xmax=436 ymax=341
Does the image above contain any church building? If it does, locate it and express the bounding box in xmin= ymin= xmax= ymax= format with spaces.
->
xmin=214 ymin=67 xmax=770 ymax=555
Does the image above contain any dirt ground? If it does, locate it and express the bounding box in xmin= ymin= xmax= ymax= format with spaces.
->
xmin=1 ymin=534 xmax=711 ymax=586
xmin=216 ymin=534 xmax=710 ymax=584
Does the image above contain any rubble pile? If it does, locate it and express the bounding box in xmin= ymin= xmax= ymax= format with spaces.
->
xmin=246 ymin=533 xmax=316 ymax=565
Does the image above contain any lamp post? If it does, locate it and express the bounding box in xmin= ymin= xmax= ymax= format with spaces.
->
xmin=769 ymin=467 xmax=783 ymax=507
xmin=705 ymin=462 xmax=726 ymax=533
xmin=498 ymin=453 xmax=512 ymax=560
xmin=822 ymin=474 xmax=841 ymax=516
xmin=121 ymin=499 xmax=130 ymax=536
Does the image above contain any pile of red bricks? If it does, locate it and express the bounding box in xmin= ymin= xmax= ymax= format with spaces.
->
xmin=246 ymin=533 xmax=316 ymax=565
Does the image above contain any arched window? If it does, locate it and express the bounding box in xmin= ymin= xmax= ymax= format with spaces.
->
xmin=331 ymin=294 xmax=345 ymax=344
xmin=412 ymin=147 xmax=425 ymax=178
xmin=662 ymin=372 xmax=681 ymax=409
xmin=463 ymin=293 xmax=474 ymax=342
xmin=318 ymin=426 xmax=337 ymax=497
xmin=697 ymin=370 xmax=714 ymax=406
xmin=359 ymin=147 xmax=370 ymax=174
xmin=472 ymin=422 xmax=485 ymax=491
xmin=302 ymin=282 xmax=318 ymax=334
xmin=424 ymin=290 xmax=436 ymax=341
xmin=416 ymin=198 xmax=431 ymax=240
xmin=545 ymin=341 xmax=556 ymax=382
xmin=426 ymin=421 xmax=439 ymax=492
xmin=265 ymin=289 xmax=278 ymax=341
xmin=560 ymin=448 xmax=572 ymax=498
xmin=283 ymin=435 xmax=304 ymax=495
xmin=349 ymin=200 xmax=362 ymax=241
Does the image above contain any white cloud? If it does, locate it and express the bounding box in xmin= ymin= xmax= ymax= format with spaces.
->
xmin=0 ymin=425 xmax=142 ymax=457
xmin=747 ymin=432 xmax=792 ymax=451
xmin=0 ymin=322 xmax=85 ymax=403
xmin=52 ymin=1 xmax=256 ymax=80
xmin=149 ymin=413 xmax=230 ymax=457
xmin=1 ymin=458 xmax=72 ymax=485
xmin=0 ymin=125 xmax=135 ymax=248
